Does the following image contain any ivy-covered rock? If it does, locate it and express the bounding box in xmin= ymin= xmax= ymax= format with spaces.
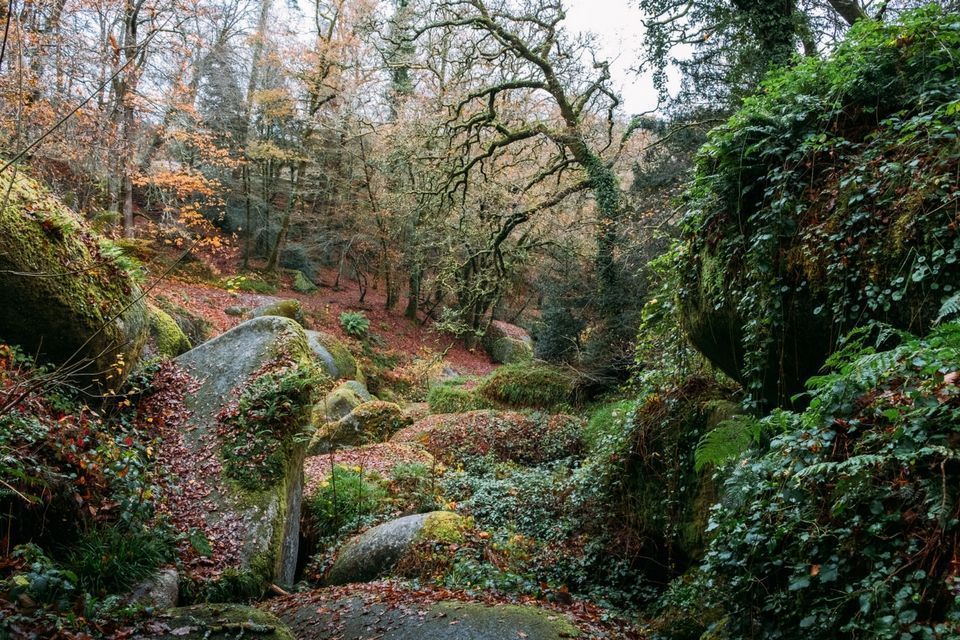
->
xmin=305 ymin=329 xmax=361 ymax=381
xmin=143 ymin=603 xmax=295 ymax=640
xmin=249 ymin=299 xmax=307 ymax=328
xmin=324 ymin=511 xmax=470 ymax=585
xmin=171 ymin=317 xmax=326 ymax=593
xmin=688 ymin=323 xmax=960 ymax=638
xmin=0 ymin=170 xmax=148 ymax=387
xmin=292 ymin=271 xmax=318 ymax=293
xmin=392 ymin=410 xmax=583 ymax=466
xmin=677 ymin=8 xmax=960 ymax=406
xmin=147 ymin=304 xmax=192 ymax=358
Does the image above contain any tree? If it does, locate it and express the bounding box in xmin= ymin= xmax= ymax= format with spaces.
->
xmin=411 ymin=0 xmax=634 ymax=337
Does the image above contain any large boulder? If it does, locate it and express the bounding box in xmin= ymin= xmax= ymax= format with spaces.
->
xmin=325 ymin=511 xmax=469 ymax=585
xmin=484 ymin=320 xmax=533 ymax=364
xmin=305 ymin=329 xmax=361 ymax=381
xmin=249 ymin=299 xmax=307 ymax=328
xmin=168 ymin=316 xmax=326 ymax=593
xmin=0 ymin=171 xmax=147 ymax=386
xmin=311 ymin=400 xmax=411 ymax=453
xmin=265 ymin=589 xmax=585 ymax=639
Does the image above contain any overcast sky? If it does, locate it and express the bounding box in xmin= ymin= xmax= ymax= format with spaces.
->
xmin=564 ymin=0 xmax=660 ymax=114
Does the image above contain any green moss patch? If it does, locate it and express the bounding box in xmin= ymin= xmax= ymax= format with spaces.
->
xmin=476 ymin=362 xmax=575 ymax=410
xmin=148 ymin=304 xmax=192 ymax=357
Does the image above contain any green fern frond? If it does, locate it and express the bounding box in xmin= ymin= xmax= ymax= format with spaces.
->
xmin=694 ymin=415 xmax=763 ymax=472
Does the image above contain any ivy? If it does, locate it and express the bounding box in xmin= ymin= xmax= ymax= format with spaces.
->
xmin=678 ymin=7 xmax=960 ymax=406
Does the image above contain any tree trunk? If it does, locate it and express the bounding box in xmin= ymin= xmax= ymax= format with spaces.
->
xmin=827 ymin=0 xmax=868 ymax=25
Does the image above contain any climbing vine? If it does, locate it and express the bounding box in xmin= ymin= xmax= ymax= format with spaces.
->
xmin=678 ymin=7 xmax=960 ymax=405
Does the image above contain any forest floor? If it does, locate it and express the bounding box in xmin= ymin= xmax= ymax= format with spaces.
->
xmin=149 ymin=263 xmax=495 ymax=377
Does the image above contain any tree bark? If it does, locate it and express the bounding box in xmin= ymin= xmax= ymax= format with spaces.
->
xmin=827 ymin=0 xmax=868 ymax=26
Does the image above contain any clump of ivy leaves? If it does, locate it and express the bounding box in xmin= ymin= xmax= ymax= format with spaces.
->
xmin=679 ymin=322 xmax=960 ymax=639
xmin=677 ymin=6 xmax=960 ymax=406
xmin=0 ymin=346 xmax=173 ymax=637
xmin=216 ymin=355 xmax=320 ymax=490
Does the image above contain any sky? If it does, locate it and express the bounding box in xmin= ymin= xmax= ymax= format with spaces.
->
xmin=564 ymin=0 xmax=661 ymax=114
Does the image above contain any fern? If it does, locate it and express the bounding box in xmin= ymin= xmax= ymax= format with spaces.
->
xmin=936 ymin=293 xmax=960 ymax=325
xmin=694 ymin=414 xmax=763 ymax=472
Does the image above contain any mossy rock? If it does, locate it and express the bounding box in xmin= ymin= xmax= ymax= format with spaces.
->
xmin=319 ymin=380 xmax=371 ymax=422
xmin=489 ymin=336 xmax=533 ymax=364
xmin=172 ymin=317 xmax=328 ymax=594
xmin=392 ymin=410 xmax=583 ymax=466
xmin=311 ymin=400 xmax=412 ymax=453
xmin=483 ymin=320 xmax=534 ymax=364
xmin=148 ymin=304 xmax=192 ymax=358
xmin=292 ymin=270 xmax=317 ymax=293
xmin=143 ymin=603 xmax=295 ymax=640
xmin=249 ymin=299 xmax=307 ymax=328
xmin=476 ymin=362 xmax=575 ymax=409
xmin=305 ymin=329 xmax=361 ymax=381
xmin=324 ymin=511 xmax=470 ymax=585
xmin=268 ymin=591 xmax=582 ymax=639
xmin=0 ymin=170 xmax=148 ymax=387
xmin=154 ymin=295 xmax=212 ymax=346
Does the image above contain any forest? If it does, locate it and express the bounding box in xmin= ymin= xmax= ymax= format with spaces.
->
xmin=3 ymin=0 xmax=960 ymax=638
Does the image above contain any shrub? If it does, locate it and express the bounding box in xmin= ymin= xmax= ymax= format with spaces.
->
xmin=62 ymin=524 xmax=174 ymax=595
xmin=584 ymin=399 xmax=637 ymax=451
xmin=694 ymin=322 xmax=960 ymax=638
xmin=339 ymin=311 xmax=370 ymax=338
xmin=476 ymin=362 xmax=575 ymax=409
xmin=306 ymin=465 xmax=389 ymax=538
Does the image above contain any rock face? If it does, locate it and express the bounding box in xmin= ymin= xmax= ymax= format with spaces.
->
xmin=143 ymin=603 xmax=295 ymax=640
xmin=0 ymin=172 xmax=148 ymax=386
xmin=172 ymin=317 xmax=325 ymax=592
xmin=484 ymin=320 xmax=533 ymax=364
xmin=249 ymin=299 xmax=307 ymax=328
xmin=269 ymin=595 xmax=582 ymax=640
xmin=325 ymin=512 xmax=467 ymax=585
xmin=305 ymin=329 xmax=361 ymax=381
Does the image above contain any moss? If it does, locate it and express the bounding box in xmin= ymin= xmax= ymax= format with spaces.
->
xmin=418 ymin=511 xmax=470 ymax=544
xmin=426 ymin=379 xmax=492 ymax=413
xmin=250 ymin=299 xmax=307 ymax=328
xmin=148 ymin=304 xmax=192 ymax=357
xmin=476 ymin=362 xmax=575 ymax=409
xmin=0 ymin=170 xmax=148 ymax=387
xmin=584 ymin=399 xmax=638 ymax=451
xmin=148 ymin=603 xmax=295 ymax=640
xmin=292 ymin=271 xmax=317 ymax=293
